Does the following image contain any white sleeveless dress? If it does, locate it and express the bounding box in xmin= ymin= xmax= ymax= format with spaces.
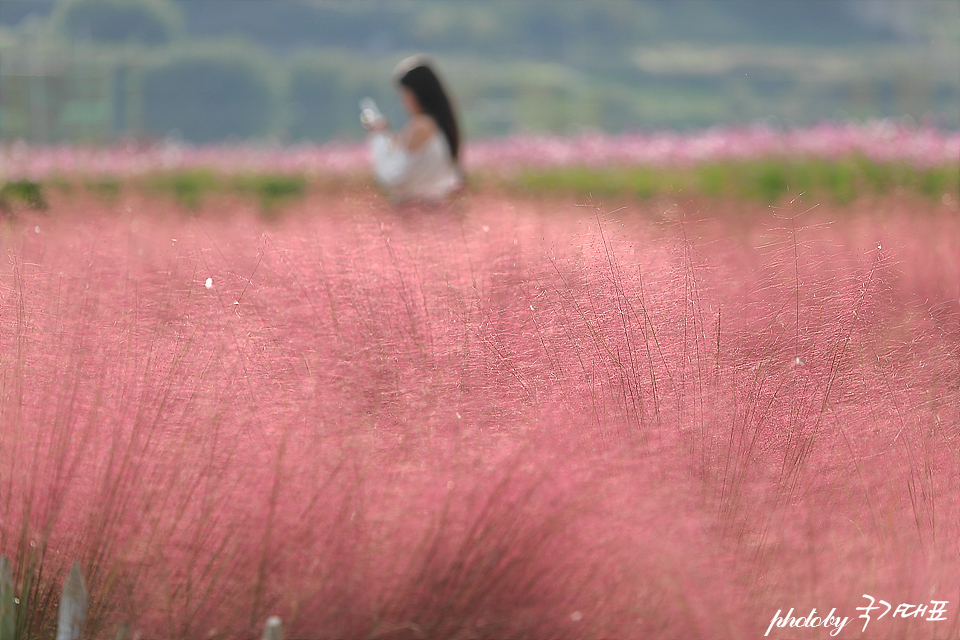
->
xmin=370 ymin=130 xmax=462 ymax=203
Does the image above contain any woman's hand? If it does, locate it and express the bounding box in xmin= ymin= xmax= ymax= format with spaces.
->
xmin=361 ymin=111 xmax=388 ymax=132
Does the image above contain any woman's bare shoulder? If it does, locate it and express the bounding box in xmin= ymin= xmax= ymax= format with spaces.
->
xmin=404 ymin=114 xmax=439 ymax=151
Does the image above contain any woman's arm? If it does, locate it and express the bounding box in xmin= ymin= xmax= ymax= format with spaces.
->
xmin=370 ymin=131 xmax=410 ymax=187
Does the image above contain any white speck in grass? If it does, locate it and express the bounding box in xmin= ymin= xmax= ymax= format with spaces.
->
xmin=482 ymin=225 xmax=489 ymax=233
xmin=570 ymin=611 xmax=583 ymax=622
xmin=34 ymin=226 xmax=40 ymax=233
xmin=13 ymin=597 xmax=18 ymax=605
xmin=263 ymin=617 xmax=283 ymax=639
xmin=793 ymin=356 xmax=804 ymax=367
xmin=205 ymin=278 xmax=213 ymax=289
xmin=456 ymin=412 xmax=461 ymax=419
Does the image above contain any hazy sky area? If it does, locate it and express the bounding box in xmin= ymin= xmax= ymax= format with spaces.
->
xmin=1 ymin=0 xmax=958 ymax=144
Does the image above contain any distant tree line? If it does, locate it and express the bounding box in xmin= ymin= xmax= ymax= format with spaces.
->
xmin=0 ymin=0 xmax=956 ymax=144
xmin=58 ymin=0 xmax=181 ymax=45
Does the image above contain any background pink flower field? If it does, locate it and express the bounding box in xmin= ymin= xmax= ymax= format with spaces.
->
xmin=1 ymin=126 xmax=959 ymax=639
xmin=2 ymin=121 xmax=958 ymax=181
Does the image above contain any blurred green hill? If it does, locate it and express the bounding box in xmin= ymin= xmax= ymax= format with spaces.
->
xmin=1 ymin=0 xmax=957 ymax=144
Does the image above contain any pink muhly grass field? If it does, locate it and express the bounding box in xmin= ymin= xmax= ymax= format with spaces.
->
xmin=1 ymin=186 xmax=958 ymax=639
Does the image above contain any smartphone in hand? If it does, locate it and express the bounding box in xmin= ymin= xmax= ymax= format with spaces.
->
xmin=359 ymin=98 xmax=382 ymax=128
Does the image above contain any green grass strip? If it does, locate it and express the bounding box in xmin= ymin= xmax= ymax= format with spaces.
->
xmin=504 ymin=157 xmax=959 ymax=204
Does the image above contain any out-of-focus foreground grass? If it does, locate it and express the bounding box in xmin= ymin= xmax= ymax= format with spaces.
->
xmin=0 ymin=184 xmax=957 ymax=639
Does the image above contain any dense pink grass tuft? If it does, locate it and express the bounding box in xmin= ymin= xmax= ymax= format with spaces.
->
xmin=1 ymin=190 xmax=958 ymax=639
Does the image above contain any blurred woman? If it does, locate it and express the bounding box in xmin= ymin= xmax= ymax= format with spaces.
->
xmin=362 ymin=56 xmax=463 ymax=204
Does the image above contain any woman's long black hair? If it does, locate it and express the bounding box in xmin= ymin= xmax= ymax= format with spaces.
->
xmin=394 ymin=56 xmax=461 ymax=165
